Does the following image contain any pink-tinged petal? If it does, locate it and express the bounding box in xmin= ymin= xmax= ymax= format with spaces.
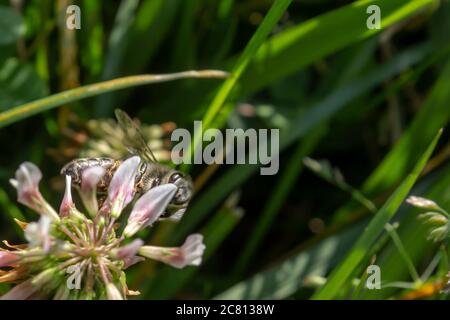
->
xmin=107 ymin=156 xmax=141 ymax=218
xmin=138 ymin=234 xmax=206 ymax=269
xmin=59 ymin=175 xmax=75 ymax=218
xmin=10 ymin=162 xmax=59 ymax=221
xmin=111 ymin=239 xmax=144 ymax=269
xmin=123 ymin=184 xmax=177 ymax=238
xmin=123 ymin=256 xmax=145 ymax=269
xmin=0 ymin=251 xmax=20 ymax=267
xmin=80 ymin=166 xmax=106 ymax=216
xmin=106 ymin=283 xmax=123 ymax=300
xmin=0 ymin=279 xmax=38 ymax=300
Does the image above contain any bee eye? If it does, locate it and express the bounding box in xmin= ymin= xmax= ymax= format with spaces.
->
xmin=169 ymin=172 xmax=182 ymax=183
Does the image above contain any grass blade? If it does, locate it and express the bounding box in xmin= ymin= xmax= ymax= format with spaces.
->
xmin=239 ymin=0 xmax=437 ymax=95
xmin=0 ymin=70 xmax=228 ymax=128
xmin=333 ymin=56 xmax=450 ymax=223
xmin=181 ymin=0 xmax=293 ymax=169
xmin=312 ymin=129 xmax=442 ymax=299
xmin=216 ymin=222 xmax=366 ymax=299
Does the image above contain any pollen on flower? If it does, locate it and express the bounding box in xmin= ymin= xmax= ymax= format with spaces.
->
xmin=0 ymin=159 xmax=205 ymax=300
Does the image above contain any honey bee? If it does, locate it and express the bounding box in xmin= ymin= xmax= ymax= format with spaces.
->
xmin=61 ymin=109 xmax=193 ymax=220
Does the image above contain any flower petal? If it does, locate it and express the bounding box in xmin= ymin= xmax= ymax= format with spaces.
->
xmin=138 ymin=234 xmax=206 ymax=269
xmin=10 ymin=162 xmax=59 ymax=221
xmin=80 ymin=166 xmax=106 ymax=216
xmin=25 ymin=215 xmax=52 ymax=252
xmin=107 ymin=156 xmax=140 ymax=218
xmin=111 ymin=239 xmax=144 ymax=269
xmin=123 ymin=184 xmax=177 ymax=237
xmin=0 ymin=279 xmax=38 ymax=300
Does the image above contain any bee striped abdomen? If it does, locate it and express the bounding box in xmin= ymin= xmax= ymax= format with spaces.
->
xmin=61 ymin=158 xmax=118 ymax=192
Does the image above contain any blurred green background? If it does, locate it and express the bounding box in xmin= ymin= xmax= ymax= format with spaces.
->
xmin=0 ymin=0 xmax=450 ymax=299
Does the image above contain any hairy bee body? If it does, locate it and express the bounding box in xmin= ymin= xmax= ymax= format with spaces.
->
xmin=61 ymin=157 xmax=193 ymax=218
xmin=61 ymin=109 xmax=193 ymax=220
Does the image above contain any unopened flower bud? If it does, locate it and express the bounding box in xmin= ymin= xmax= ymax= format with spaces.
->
xmin=406 ymin=196 xmax=441 ymax=211
xmin=60 ymin=175 xmax=76 ymax=218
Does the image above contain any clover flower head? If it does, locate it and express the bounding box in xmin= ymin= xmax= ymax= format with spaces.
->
xmin=406 ymin=195 xmax=450 ymax=242
xmin=0 ymin=158 xmax=205 ymax=300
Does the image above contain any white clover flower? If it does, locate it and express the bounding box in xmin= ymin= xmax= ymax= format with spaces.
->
xmin=0 ymin=159 xmax=204 ymax=300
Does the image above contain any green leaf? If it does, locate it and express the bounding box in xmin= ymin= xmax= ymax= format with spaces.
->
xmin=312 ymin=129 xmax=442 ymax=299
xmin=0 ymin=6 xmax=24 ymax=45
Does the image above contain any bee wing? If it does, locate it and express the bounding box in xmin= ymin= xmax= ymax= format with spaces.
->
xmin=114 ymin=109 xmax=158 ymax=163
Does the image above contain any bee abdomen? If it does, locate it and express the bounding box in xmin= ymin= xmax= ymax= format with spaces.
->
xmin=61 ymin=157 xmax=116 ymax=186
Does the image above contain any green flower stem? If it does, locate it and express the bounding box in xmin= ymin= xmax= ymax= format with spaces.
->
xmin=385 ymin=223 xmax=421 ymax=285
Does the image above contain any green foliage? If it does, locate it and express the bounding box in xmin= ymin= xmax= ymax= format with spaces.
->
xmin=313 ymin=129 xmax=441 ymax=299
xmin=0 ymin=0 xmax=449 ymax=300
xmin=0 ymin=6 xmax=24 ymax=45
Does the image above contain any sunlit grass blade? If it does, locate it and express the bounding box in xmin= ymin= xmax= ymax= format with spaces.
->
xmin=239 ymin=0 xmax=437 ymax=96
xmin=312 ymin=129 xmax=442 ymax=299
xmin=0 ymin=70 xmax=228 ymax=128
xmin=181 ymin=0 xmax=293 ymax=170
